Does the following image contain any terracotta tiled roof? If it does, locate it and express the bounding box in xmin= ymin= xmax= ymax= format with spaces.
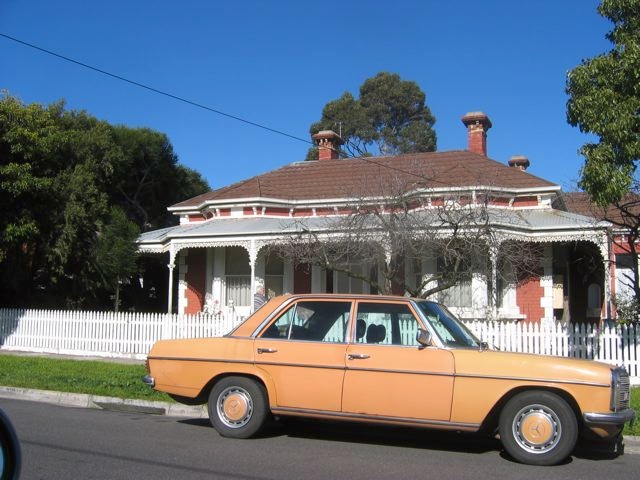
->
xmin=562 ymin=192 xmax=597 ymax=217
xmin=172 ymin=150 xmax=558 ymax=209
xmin=563 ymin=191 xmax=640 ymax=226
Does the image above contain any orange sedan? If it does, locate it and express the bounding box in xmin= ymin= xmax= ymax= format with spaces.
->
xmin=144 ymin=294 xmax=635 ymax=466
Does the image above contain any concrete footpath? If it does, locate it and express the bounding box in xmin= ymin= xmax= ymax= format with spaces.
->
xmin=0 ymin=385 xmax=208 ymax=418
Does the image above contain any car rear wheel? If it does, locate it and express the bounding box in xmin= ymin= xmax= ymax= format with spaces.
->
xmin=498 ymin=390 xmax=578 ymax=466
xmin=208 ymin=376 xmax=268 ymax=439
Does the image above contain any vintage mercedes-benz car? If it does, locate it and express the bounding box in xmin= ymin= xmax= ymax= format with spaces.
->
xmin=143 ymin=294 xmax=634 ymax=465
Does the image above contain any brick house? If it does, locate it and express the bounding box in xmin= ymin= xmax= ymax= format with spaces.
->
xmin=138 ymin=112 xmax=620 ymax=323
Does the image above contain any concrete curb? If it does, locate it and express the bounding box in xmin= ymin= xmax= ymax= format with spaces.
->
xmin=1 ymin=385 xmax=638 ymax=454
xmin=0 ymin=386 xmax=207 ymax=418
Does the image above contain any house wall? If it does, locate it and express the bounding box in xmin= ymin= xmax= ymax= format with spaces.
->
xmin=516 ymin=276 xmax=544 ymax=322
xmin=184 ymin=249 xmax=207 ymax=314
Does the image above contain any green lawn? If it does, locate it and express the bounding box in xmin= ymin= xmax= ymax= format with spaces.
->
xmin=0 ymin=353 xmax=638 ymax=436
xmin=630 ymin=385 xmax=640 ymax=436
xmin=0 ymin=354 xmax=169 ymax=402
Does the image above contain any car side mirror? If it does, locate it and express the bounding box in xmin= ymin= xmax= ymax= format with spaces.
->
xmin=0 ymin=408 xmax=21 ymax=480
xmin=416 ymin=329 xmax=432 ymax=349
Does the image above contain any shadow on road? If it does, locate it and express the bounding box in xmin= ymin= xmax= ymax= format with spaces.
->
xmin=181 ymin=416 xmax=500 ymax=454
xmin=179 ymin=416 xmax=625 ymax=463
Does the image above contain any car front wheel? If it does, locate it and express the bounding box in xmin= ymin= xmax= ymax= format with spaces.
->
xmin=498 ymin=390 xmax=578 ymax=466
xmin=208 ymin=376 xmax=268 ymax=439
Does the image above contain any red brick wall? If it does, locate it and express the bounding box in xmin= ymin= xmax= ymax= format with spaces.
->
xmin=264 ymin=207 xmax=289 ymax=216
xmin=516 ymin=276 xmax=544 ymax=322
xmin=184 ymin=249 xmax=206 ymax=314
xmin=512 ymin=196 xmax=539 ymax=207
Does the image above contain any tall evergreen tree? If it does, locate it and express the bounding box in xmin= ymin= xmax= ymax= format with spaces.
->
xmin=308 ymin=72 xmax=436 ymax=159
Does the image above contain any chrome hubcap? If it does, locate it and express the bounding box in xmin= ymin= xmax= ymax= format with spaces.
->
xmin=217 ymin=386 xmax=253 ymax=428
xmin=513 ymin=404 xmax=561 ymax=454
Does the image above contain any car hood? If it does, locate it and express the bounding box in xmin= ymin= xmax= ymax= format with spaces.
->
xmin=450 ymin=348 xmax=613 ymax=386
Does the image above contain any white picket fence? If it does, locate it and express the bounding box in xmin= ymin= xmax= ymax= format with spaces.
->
xmin=466 ymin=321 xmax=639 ymax=383
xmin=0 ymin=308 xmax=638 ymax=383
xmin=0 ymin=308 xmax=246 ymax=360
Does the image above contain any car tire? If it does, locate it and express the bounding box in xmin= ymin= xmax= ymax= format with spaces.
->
xmin=498 ymin=390 xmax=578 ymax=466
xmin=208 ymin=376 xmax=268 ymax=439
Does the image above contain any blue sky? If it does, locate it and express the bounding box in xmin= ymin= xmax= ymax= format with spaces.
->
xmin=1 ymin=0 xmax=611 ymax=192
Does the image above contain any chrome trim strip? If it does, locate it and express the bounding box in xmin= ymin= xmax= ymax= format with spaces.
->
xmin=344 ymin=366 xmax=453 ymax=377
xmin=147 ymin=356 xmax=251 ymax=365
xmin=256 ymin=361 xmax=344 ymax=370
xmin=455 ymin=373 xmax=610 ymax=388
xmin=271 ymin=407 xmax=480 ymax=431
xmin=148 ymin=355 xmax=611 ymax=387
xmin=583 ymin=409 xmax=636 ymax=425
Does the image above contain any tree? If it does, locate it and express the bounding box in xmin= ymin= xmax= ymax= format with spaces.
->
xmin=95 ymin=206 xmax=140 ymax=311
xmin=270 ymin=175 xmax=540 ymax=309
xmin=109 ymin=126 xmax=209 ymax=231
xmin=0 ymin=92 xmax=209 ymax=309
xmin=307 ymin=72 xmax=437 ymax=159
xmin=566 ymin=0 xmax=640 ymax=206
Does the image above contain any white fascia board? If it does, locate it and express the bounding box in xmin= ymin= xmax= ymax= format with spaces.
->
xmin=167 ymin=196 xmax=362 ymax=212
xmin=167 ymin=185 xmax=562 ymax=213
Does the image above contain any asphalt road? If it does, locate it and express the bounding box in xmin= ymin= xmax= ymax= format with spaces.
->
xmin=2 ymin=398 xmax=639 ymax=480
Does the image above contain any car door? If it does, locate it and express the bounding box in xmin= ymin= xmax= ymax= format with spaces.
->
xmin=342 ymin=300 xmax=455 ymax=422
xmin=254 ymin=299 xmax=352 ymax=413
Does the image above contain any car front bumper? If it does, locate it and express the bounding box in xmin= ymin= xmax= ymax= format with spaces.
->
xmin=584 ymin=408 xmax=635 ymax=426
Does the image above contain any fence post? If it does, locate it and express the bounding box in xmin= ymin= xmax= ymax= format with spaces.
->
xmin=162 ymin=313 xmax=172 ymax=340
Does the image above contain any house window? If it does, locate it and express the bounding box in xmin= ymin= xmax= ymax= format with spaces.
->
xmin=439 ymin=280 xmax=472 ymax=308
xmin=497 ymin=260 xmax=516 ymax=309
xmin=225 ymin=247 xmax=251 ymax=307
xmin=411 ymin=258 xmax=424 ymax=294
xmin=437 ymin=258 xmax=472 ymax=308
xmin=264 ymin=255 xmax=284 ymax=297
xmin=615 ymin=253 xmax=636 ymax=299
xmin=336 ymin=271 xmax=364 ymax=294
xmin=334 ymin=263 xmax=373 ymax=294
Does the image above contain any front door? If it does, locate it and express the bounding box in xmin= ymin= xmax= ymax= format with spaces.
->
xmin=342 ymin=300 xmax=455 ymax=422
xmin=254 ymin=299 xmax=352 ymax=412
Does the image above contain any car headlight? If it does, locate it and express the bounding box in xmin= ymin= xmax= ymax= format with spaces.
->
xmin=611 ymin=367 xmax=631 ymax=412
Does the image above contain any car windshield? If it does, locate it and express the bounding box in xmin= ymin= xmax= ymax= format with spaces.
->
xmin=415 ymin=301 xmax=480 ymax=348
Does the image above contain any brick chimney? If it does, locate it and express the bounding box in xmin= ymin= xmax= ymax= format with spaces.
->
xmin=312 ymin=130 xmax=343 ymax=161
xmin=461 ymin=112 xmax=492 ymax=156
xmin=508 ymin=155 xmax=530 ymax=171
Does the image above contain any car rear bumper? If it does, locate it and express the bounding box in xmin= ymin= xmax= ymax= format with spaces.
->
xmin=142 ymin=375 xmax=155 ymax=388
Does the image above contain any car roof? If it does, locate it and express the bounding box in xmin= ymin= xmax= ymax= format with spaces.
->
xmin=230 ymin=293 xmax=437 ymax=337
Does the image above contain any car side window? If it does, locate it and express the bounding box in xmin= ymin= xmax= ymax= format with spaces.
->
xmin=355 ymin=302 xmax=421 ymax=346
xmin=260 ymin=301 xmax=351 ymax=343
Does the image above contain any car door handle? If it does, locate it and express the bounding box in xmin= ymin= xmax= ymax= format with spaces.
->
xmin=348 ymin=353 xmax=370 ymax=360
xmin=257 ymin=348 xmax=278 ymax=354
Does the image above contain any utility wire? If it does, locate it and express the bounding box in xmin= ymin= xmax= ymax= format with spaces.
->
xmin=1 ymin=32 xmax=451 ymax=185
xmin=0 ymin=32 xmax=312 ymax=146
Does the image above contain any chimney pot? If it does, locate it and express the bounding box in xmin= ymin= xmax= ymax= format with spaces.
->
xmin=312 ymin=130 xmax=344 ymax=160
xmin=461 ymin=112 xmax=492 ymax=156
xmin=508 ymin=155 xmax=530 ymax=171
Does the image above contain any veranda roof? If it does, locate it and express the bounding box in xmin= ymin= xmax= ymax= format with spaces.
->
xmin=138 ymin=208 xmax=607 ymax=252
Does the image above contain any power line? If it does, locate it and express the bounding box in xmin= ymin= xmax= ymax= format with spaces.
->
xmin=0 ymin=32 xmax=312 ymax=147
xmin=0 ymin=32 xmax=449 ymax=185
